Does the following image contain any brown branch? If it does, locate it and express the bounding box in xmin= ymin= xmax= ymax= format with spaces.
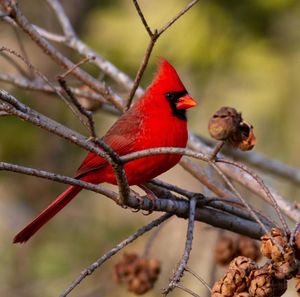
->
xmin=163 ymin=196 xmax=197 ymax=295
xmin=60 ymin=213 xmax=173 ymax=297
xmin=0 ymin=161 xmax=272 ymax=239
xmin=132 ymin=0 xmax=153 ymax=37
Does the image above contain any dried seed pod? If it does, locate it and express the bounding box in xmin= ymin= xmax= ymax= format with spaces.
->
xmin=236 ymin=123 xmax=256 ymax=151
xmin=248 ymin=265 xmax=287 ymax=297
xmin=229 ymin=256 xmax=258 ymax=275
xmin=238 ymin=236 xmax=261 ymax=261
xmin=272 ymin=246 xmax=297 ymax=280
xmin=114 ymin=253 xmax=161 ymax=295
xmin=208 ymin=107 xmax=242 ymax=140
xmin=260 ymin=228 xmax=287 ymax=262
xmin=214 ymin=235 xmax=238 ymax=265
xmin=211 ymin=268 xmax=248 ymax=297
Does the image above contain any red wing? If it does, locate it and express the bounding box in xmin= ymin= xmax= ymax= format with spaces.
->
xmin=75 ymin=109 xmax=143 ymax=178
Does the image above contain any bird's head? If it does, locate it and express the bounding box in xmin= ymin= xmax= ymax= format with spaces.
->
xmin=147 ymin=59 xmax=197 ymax=120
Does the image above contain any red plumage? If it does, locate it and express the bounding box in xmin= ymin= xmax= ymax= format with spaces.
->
xmin=13 ymin=59 xmax=197 ymax=243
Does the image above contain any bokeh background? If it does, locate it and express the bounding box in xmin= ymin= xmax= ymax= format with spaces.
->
xmin=1 ymin=0 xmax=300 ymax=296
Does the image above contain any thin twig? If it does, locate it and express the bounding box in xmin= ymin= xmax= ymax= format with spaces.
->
xmin=185 ymin=266 xmax=212 ymax=292
xmin=217 ymin=158 xmax=290 ymax=235
xmin=180 ymin=157 xmax=233 ymax=198
xmin=60 ymin=214 xmax=172 ymax=297
xmin=132 ymin=0 xmax=153 ymax=37
xmin=126 ymin=0 xmax=200 ymax=108
xmin=208 ymin=160 xmax=270 ymax=236
xmin=46 ymin=0 xmax=76 ymax=38
xmin=174 ymin=284 xmax=200 ymax=297
xmin=0 ymin=72 xmax=104 ymax=102
xmin=13 ymin=26 xmax=34 ymax=78
xmin=163 ymin=196 xmax=197 ymax=295
xmin=57 ymin=75 xmax=96 ymax=138
xmin=157 ymin=0 xmax=200 ymax=37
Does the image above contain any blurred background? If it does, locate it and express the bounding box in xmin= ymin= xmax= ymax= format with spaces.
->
xmin=0 ymin=0 xmax=300 ymax=296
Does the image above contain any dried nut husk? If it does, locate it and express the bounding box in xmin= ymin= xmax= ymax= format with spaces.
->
xmin=211 ymin=268 xmax=248 ymax=297
xmin=229 ymin=256 xmax=258 ymax=275
xmin=208 ymin=107 xmax=242 ymax=140
xmin=260 ymin=228 xmax=287 ymax=262
xmin=248 ymin=265 xmax=287 ymax=297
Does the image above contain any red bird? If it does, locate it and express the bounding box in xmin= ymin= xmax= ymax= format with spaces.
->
xmin=13 ymin=59 xmax=197 ymax=243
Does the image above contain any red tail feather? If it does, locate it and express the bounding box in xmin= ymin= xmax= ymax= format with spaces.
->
xmin=13 ymin=186 xmax=82 ymax=243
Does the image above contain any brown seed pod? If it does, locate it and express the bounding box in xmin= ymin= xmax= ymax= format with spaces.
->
xmin=114 ymin=253 xmax=161 ymax=295
xmin=211 ymin=268 xmax=248 ymax=297
xmin=248 ymin=264 xmax=287 ymax=297
xmin=214 ymin=234 xmax=239 ymax=265
xmin=236 ymin=123 xmax=256 ymax=151
xmin=229 ymin=256 xmax=258 ymax=276
xmin=208 ymin=107 xmax=242 ymax=141
xmin=272 ymin=246 xmax=298 ymax=280
xmin=238 ymin=236 xmax=261 ymax=261
xmin=260 ymin=228 xmax=287 ymax=262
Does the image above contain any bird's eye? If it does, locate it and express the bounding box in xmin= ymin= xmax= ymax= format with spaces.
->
xmin=165 ymin=92 xmax=175 ymax=100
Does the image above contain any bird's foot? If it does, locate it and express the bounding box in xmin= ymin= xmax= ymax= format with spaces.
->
xmin=138 ymin=184 xmax=158 ymax=215
xmin=130 ymin=189 xmax=144 ymax=213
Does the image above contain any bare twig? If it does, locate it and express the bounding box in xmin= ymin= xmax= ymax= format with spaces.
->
xmin=180 ymin=157 xmax=233 ymax=198
xmin=132 ymin=0 xmax=153 ymax=37
xmin=46 ymin=0 xmax=76 ymax=38
xmin=185 ymin=266 xmax=212 ymax=292
xmin=60 ymin=213 xmax=172 ymax=297
xmin=0 ymin=72 xmax=104 ymax=102
xmin=157 ymin=0 xmax=200 ymax=37
xmin=0 ymin=161 xmax=271 ymax=239
xmin=163 ymin=195 xmax=197 ymax=295
xmin=209 ymin=141 xmax=225 ymax=160
xmin=126 ymin=0 xmax=200 ymax=108
xmin=174 ymin=284 xmax=200 ymax=297
xmin=208 ymin=160 xmax=271 ymax=236
xmin=217 ymin=157 xmax=290 ymax=235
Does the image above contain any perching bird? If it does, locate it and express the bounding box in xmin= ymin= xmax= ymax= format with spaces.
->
xmin=13 ymin=59 xmax=197 ymax=243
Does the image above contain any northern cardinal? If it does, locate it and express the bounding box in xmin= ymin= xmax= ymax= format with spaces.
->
xmin=13 ymin=59 xmax=197 ymax=243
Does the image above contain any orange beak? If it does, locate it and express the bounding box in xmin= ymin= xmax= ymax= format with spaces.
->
xmin=175 ymin=94 xmax=197 ymax=110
